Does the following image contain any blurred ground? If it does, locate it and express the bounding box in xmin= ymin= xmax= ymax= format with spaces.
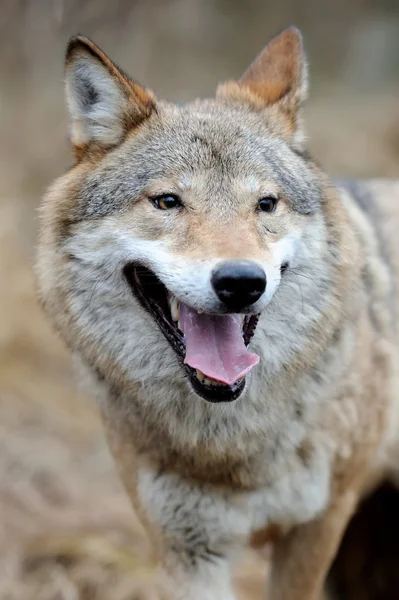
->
xmin=0 ymin=1 xmax=399 ymax=599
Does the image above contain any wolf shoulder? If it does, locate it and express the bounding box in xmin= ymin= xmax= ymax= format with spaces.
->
xmin=336 ymin=178 xmax=399 ymax=330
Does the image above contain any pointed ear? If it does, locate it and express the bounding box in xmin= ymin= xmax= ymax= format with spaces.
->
xmin=65 ymin=36 xmax=156 ymax=160
xmin=217 ymin=27 xmax=308 ymax=145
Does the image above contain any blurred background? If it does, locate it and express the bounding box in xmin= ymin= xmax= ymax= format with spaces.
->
xmin=1 ymin=1 xmax=399 ymax=599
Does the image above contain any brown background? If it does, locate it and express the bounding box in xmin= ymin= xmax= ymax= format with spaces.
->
xmin=1 ymin=1 xmax=399 ymax=598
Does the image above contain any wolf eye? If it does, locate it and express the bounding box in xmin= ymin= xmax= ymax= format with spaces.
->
xmin=150 ymin=194 xmax=182 ymax=210
xmin=258 ymin=196 xmax=278 ymax=213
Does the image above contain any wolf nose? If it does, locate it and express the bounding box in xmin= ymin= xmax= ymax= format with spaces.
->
xmin=211 ymin=261 xmax=266 ymax=311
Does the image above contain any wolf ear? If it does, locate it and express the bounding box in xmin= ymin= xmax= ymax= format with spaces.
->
xmin=217 ymin=27 xmax=307 ymax=145
xmin=65 ymin=36 xmax=156 ymax=159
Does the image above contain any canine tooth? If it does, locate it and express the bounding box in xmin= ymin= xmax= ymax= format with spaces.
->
xmin=170 ymin=297 xmax=180 ymax=322
xmin=196 ymin=369 xmax=205 ymax=382
xmin=203 ymin=377 xmax=212 ymax=386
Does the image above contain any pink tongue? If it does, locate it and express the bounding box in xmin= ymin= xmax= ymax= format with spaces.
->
xmin=179 ymin=302 xmax=259 ymax=385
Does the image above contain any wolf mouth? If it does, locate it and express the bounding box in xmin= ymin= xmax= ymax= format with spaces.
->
xmin=123 ymin=264 xmax=260 ymax=403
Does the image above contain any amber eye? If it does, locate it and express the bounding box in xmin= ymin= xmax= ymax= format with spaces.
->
xmin=150 ymin=194 xmax=182 ymax=210
xmin=258 ymin=196 xmax=278 ymax=213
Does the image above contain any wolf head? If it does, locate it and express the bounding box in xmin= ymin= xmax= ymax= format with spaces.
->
xmin=37 ymin=28 xmax=337 ymax=406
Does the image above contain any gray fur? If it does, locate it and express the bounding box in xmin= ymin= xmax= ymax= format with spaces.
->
xmin=69 ymin=103 xmax=323 ymax=223
xmin=36 ymin=29 xmax=399 ymax=600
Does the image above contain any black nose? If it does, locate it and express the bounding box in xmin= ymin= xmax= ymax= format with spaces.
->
xmin=211 ymin=260 xmax=266 ymax=311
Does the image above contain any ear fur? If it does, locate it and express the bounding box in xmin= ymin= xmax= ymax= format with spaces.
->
xmin=65 ymin=36 xmax=156 ymax=159
xmin=217 ymin=27 xmax=308 ymax=145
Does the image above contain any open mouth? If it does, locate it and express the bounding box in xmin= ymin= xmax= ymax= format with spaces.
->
xmin=123 ymin=264 xmax=260 ymax=403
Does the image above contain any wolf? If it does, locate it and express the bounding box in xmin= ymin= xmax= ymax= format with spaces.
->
xmin=36 ymin=26 xmax=399 ymax=599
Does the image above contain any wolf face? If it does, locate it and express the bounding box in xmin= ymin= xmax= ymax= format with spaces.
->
xmin=37 ymin=29 xmax=332 ymax=404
